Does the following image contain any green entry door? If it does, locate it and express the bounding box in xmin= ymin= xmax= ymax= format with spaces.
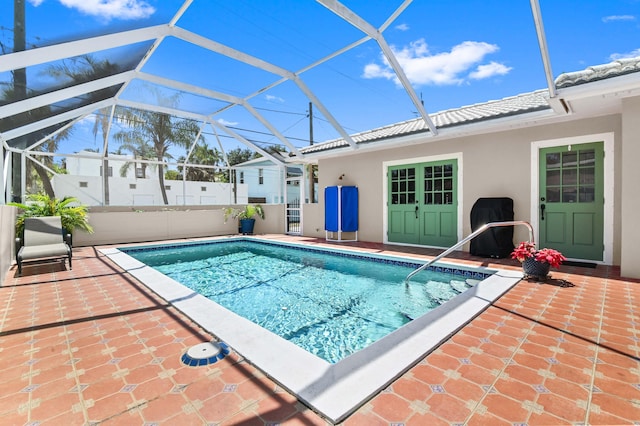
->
xmin=388 ymin=160 xmax=458 ymax=247
xmin=539 ymin=142 xmax=604 ymax=261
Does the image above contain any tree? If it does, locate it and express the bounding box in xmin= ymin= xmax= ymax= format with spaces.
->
xmin=47 ymin=56 xmax=123 ymax=205
xmin=114 ymin=135 xmax=155 ymax=178
xmin=178 ymin=142 xmax=222 ymax=182
xmin=112 ymin=88 xmax=202 ymax=204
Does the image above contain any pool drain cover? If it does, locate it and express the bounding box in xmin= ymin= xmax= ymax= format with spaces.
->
xmin=181 ymin=341 xmax=229 ymax=366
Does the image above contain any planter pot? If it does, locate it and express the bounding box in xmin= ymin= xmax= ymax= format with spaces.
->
xmin=522 ymin=257 xmax=550 ymax=279
xmin=239 ymin=218 xmax=256 ymax=235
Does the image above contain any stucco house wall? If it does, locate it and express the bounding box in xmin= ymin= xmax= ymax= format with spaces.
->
xmin=620 ymin=97 xmax=640 ymax=278
xmin=309 ymin=114 xmax=623 ymax=266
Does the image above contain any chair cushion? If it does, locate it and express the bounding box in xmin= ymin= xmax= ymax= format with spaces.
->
xmin=18 ymin=243 xmax=70 ymax=261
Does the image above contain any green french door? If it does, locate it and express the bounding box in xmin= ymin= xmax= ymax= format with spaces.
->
xmin=388 ymin=160 xmax=458 ymax=247
xmin=539 ymin=142 xmax=604 ymax=261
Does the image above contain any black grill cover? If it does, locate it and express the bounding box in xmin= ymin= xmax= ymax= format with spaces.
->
xmin=470 ymin=197 xmax=515 ymax=258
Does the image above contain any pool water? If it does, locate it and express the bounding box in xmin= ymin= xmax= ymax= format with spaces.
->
xmin=124 ymin=240 xmax=485 ymax=363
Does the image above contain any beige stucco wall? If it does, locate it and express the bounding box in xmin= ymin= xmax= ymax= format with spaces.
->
xmin=0 ymin=205 xmax=17 ymax=280
xmin=307 ymin=114 xmax=623 ymax=266
xmin=620 ymin=97 xmax=640 ymax=277
xmin=73 ymin=204 xmax=285 ymax=246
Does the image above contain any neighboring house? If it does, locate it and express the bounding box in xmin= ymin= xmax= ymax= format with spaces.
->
xmin=65 ymin=150 xmax=150 ymax=179
xmin=234 ymin=154 xmax=304 ymax=204
xmin=299 ymin=57 xmax=640 ymax=279
xmin=57 ymin=150 xmax=246 ymax=206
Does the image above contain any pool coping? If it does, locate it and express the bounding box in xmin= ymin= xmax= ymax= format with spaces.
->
xmin=101 ymin=237 xmax=523 ymax=423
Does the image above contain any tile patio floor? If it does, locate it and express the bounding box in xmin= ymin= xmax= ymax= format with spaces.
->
xmin=1 ymin=235 xmax=639 ymax=425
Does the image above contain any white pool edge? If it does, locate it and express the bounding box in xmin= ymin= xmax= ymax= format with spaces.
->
xmin=101 ymin=241 xmax=523 ymax=423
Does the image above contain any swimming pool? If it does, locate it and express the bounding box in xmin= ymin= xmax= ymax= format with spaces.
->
xmin=120 ymin=239 xmax=488 ymax=363
xmin=102 ymin=237 xmax=522 ymax=423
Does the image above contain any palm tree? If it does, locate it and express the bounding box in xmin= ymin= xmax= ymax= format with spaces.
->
xmin=179 ymin=142 xmax=222 ymax=182
xmin=114 ymin=136 xmax=155 ymax=178
xmin=112 ymin=89 xmax=201 ymax=204
xmin=47 ymin=56 xmax=122 ymax=205
xmin=92 ymin=108 xmax=113 ymax=205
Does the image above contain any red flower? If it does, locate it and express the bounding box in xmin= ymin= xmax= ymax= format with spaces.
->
xmin=511 ymin=241 xmax=566 ymax=269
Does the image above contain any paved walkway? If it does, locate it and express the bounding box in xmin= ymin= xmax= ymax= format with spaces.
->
xmin=1 ymin=236 xmax=639 ymax=425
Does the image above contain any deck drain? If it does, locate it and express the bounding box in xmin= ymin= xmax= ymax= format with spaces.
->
xmin=181 ymin=341 xmax=229 ymax=366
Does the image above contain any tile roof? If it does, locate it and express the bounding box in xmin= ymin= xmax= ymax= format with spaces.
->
xmin=300 ymin=56 xmax=640 ymax=155
xmin=300 ymin=90 xmax=551 ymax=154
xmin=555 ymin=56 xmax=640 ymax=88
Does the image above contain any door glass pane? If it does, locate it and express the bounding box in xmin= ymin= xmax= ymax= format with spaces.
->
xmin=546 ymin=153 xmax=561 ymax=168
xmin=547 ymin=170 xmax=560 ymax=185
xmin=434 ymin=193 xmax=442 ymax=204
xmin=444 ymin=178 xmax=452 ymax=190
xmin=434 ymin=165 xmax=443 ymax=178
xmin=444 ymin=164 xmax=453 ymax=177
xmin=580 ymin=187 xmax=595 ymax=202
xmin=580 ymin=150 xmax=595 ymax=166
xmin=562 ymin=187 xmax=577 ymax=203
xmin=444 ymin=192 xmax=453 ymax=204
xmin=562 ymin=169 xmax=577 ymax=185
xmin=547 ymin=188 xmax=560 ymax=202
xmin=562 ymin=151 xmax=577 ymax=167
xmin=580 ymin=167 xmax=594 ymax=184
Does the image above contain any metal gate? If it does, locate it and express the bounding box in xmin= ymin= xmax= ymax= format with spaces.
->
xmin=285 ymin=177 xmax=302 ymax=235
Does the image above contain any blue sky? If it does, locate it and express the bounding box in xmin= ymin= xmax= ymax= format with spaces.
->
xmin=2 ymin=0 xmax=640 ymax=157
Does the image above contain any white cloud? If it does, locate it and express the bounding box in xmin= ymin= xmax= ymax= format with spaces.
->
xmin=217 ymin=118 xmax=238 ymax=127
xmin=610 ymin=48 xmax=640 ymax=60
xmin=27 ymin=0 xmax=45 ymax=6
xmin=602 ymin=15 xmax=636 ymax=23
xmin=395 ymin=23 xmax=410 ymax=31
xmin=364 ymin=38 xmax=510 ymax=86
xmin=265 ymin=94 xmax=285 ymax=103
xmin=58 ymin=0 xmax=156 ymax=21
xmin=469 ymin=61 xmax=512 ymax=80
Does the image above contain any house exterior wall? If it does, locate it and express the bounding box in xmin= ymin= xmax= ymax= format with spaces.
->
xmin=236 ymin=165 xmax=284 ymax=203
xmin=65 ymin=152 xmax=146 ymax=179
xmin=620 ymin=97 xmax=640 ymax=277
xmin=309 ymin=114 xmax=623 ymax=266
xmin=0 ymin=205 xmax=16 ymax=281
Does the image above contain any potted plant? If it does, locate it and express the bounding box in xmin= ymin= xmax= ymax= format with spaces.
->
xmin=223 ymin=204 xmax=265 ymax=235
xmin=10 ymin=194 xmax=94 ymax=245
xmin=511 ymin=241 xmax=566 ymax=280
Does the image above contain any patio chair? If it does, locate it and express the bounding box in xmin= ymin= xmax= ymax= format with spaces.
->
xmin=16 ymin=216 xmax=72 ymax=275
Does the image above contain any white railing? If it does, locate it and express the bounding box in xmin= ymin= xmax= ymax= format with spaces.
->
xmin=404 ymin=221 xmax=534 ymax=284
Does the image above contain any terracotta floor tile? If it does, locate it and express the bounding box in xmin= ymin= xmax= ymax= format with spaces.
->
xmin=198 ymin=391 xmax=246 ymax=422
xmin=2 ymin=237 xmax=638 ymax=425
xmin=479 ymin=393 xmax=531 ymax=423
xmin=139 ymin=392 xmax=189 ymax=422
xmin=370 ymin=393 xmax=412 ymax=422
xmin=391 ymin=375 xmax=432 ymax=401
xmin=493 ymin=377 xmax=539 ymax=402
xmin=536 ymin=393 xmax=588 ymax=423
xmin=254 ymin=390 xmax=299 ymax=422
xmin=425 ymin=392 xmax=471 ymax=423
